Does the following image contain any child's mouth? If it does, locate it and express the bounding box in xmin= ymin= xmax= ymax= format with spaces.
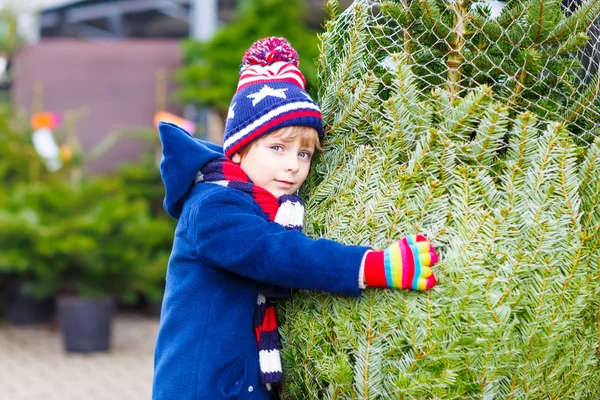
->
xmin=275 ymin=180 xmax=293 ymax=187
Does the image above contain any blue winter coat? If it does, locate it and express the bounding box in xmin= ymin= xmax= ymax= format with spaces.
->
xmin=152 ymin=122 xmax=369 ymax=399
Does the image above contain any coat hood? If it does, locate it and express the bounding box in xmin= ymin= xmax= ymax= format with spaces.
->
xmin=158 ymin=122 xmax=224 ymax=219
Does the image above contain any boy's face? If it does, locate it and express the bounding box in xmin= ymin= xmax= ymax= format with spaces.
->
xmin=231 ymin=127 xmax=316 ymax=198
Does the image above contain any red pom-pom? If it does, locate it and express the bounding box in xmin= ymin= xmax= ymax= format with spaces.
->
xmin=242 ymin=37 xmax=299 ymax=68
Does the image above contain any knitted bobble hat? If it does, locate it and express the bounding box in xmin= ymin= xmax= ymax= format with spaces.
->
xmin=223 ymin=37 xmax=324 ymax=158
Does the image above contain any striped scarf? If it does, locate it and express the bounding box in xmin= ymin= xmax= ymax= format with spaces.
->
xmin=195 ymin=157 xmax=304 ymax=396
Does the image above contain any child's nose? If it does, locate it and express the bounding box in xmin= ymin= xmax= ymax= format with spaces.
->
xmin=285 ymin=154 xmax=299 ymax=172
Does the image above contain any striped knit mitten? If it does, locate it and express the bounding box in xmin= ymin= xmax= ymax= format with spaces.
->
xmin=364 ymin=235 xmax=438 ymax=291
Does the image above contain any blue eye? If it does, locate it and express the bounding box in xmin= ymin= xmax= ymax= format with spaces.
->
xmin=299 ymin=151 xmax=312 ymax=159
xmin=271 ymin=145 xmax=283 ymax=151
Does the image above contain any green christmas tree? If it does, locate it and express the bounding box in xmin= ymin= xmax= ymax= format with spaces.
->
xmin=362 ymin=0 xmax=600 ymax=139
xmin=281 ymin=1 xmax=600 ymax=398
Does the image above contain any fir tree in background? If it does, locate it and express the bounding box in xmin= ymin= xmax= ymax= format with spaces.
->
xmin=0 ymin=107 xmax=44 ymax=186
xmin=281 ymin=1 xmax=600 ymax=398
xmin=175 ymin=0 xmax=320 ymax=118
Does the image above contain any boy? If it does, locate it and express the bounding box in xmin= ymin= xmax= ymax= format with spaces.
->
xmin=153 ymin=37 xmax=438 ymax=400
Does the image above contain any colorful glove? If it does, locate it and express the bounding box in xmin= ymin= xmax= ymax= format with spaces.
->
xmin=364 ymin=235 xmax=438 ymax=290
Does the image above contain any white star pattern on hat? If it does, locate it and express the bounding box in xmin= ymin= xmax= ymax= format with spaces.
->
xmin=302 ymin=92 xmax=312 ymax=101
xmin=247 ymin=85 xmax=288 ymax=106
xmin=227 ymin=102 xmax=236 ymax=120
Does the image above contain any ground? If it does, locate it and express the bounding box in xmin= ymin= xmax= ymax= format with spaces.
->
xmin=0 ymin=313 xmax=159 ymax=399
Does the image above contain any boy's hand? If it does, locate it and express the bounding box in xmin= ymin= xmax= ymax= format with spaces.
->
xmin=364 ymin=235 xmax=438 ymax=291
